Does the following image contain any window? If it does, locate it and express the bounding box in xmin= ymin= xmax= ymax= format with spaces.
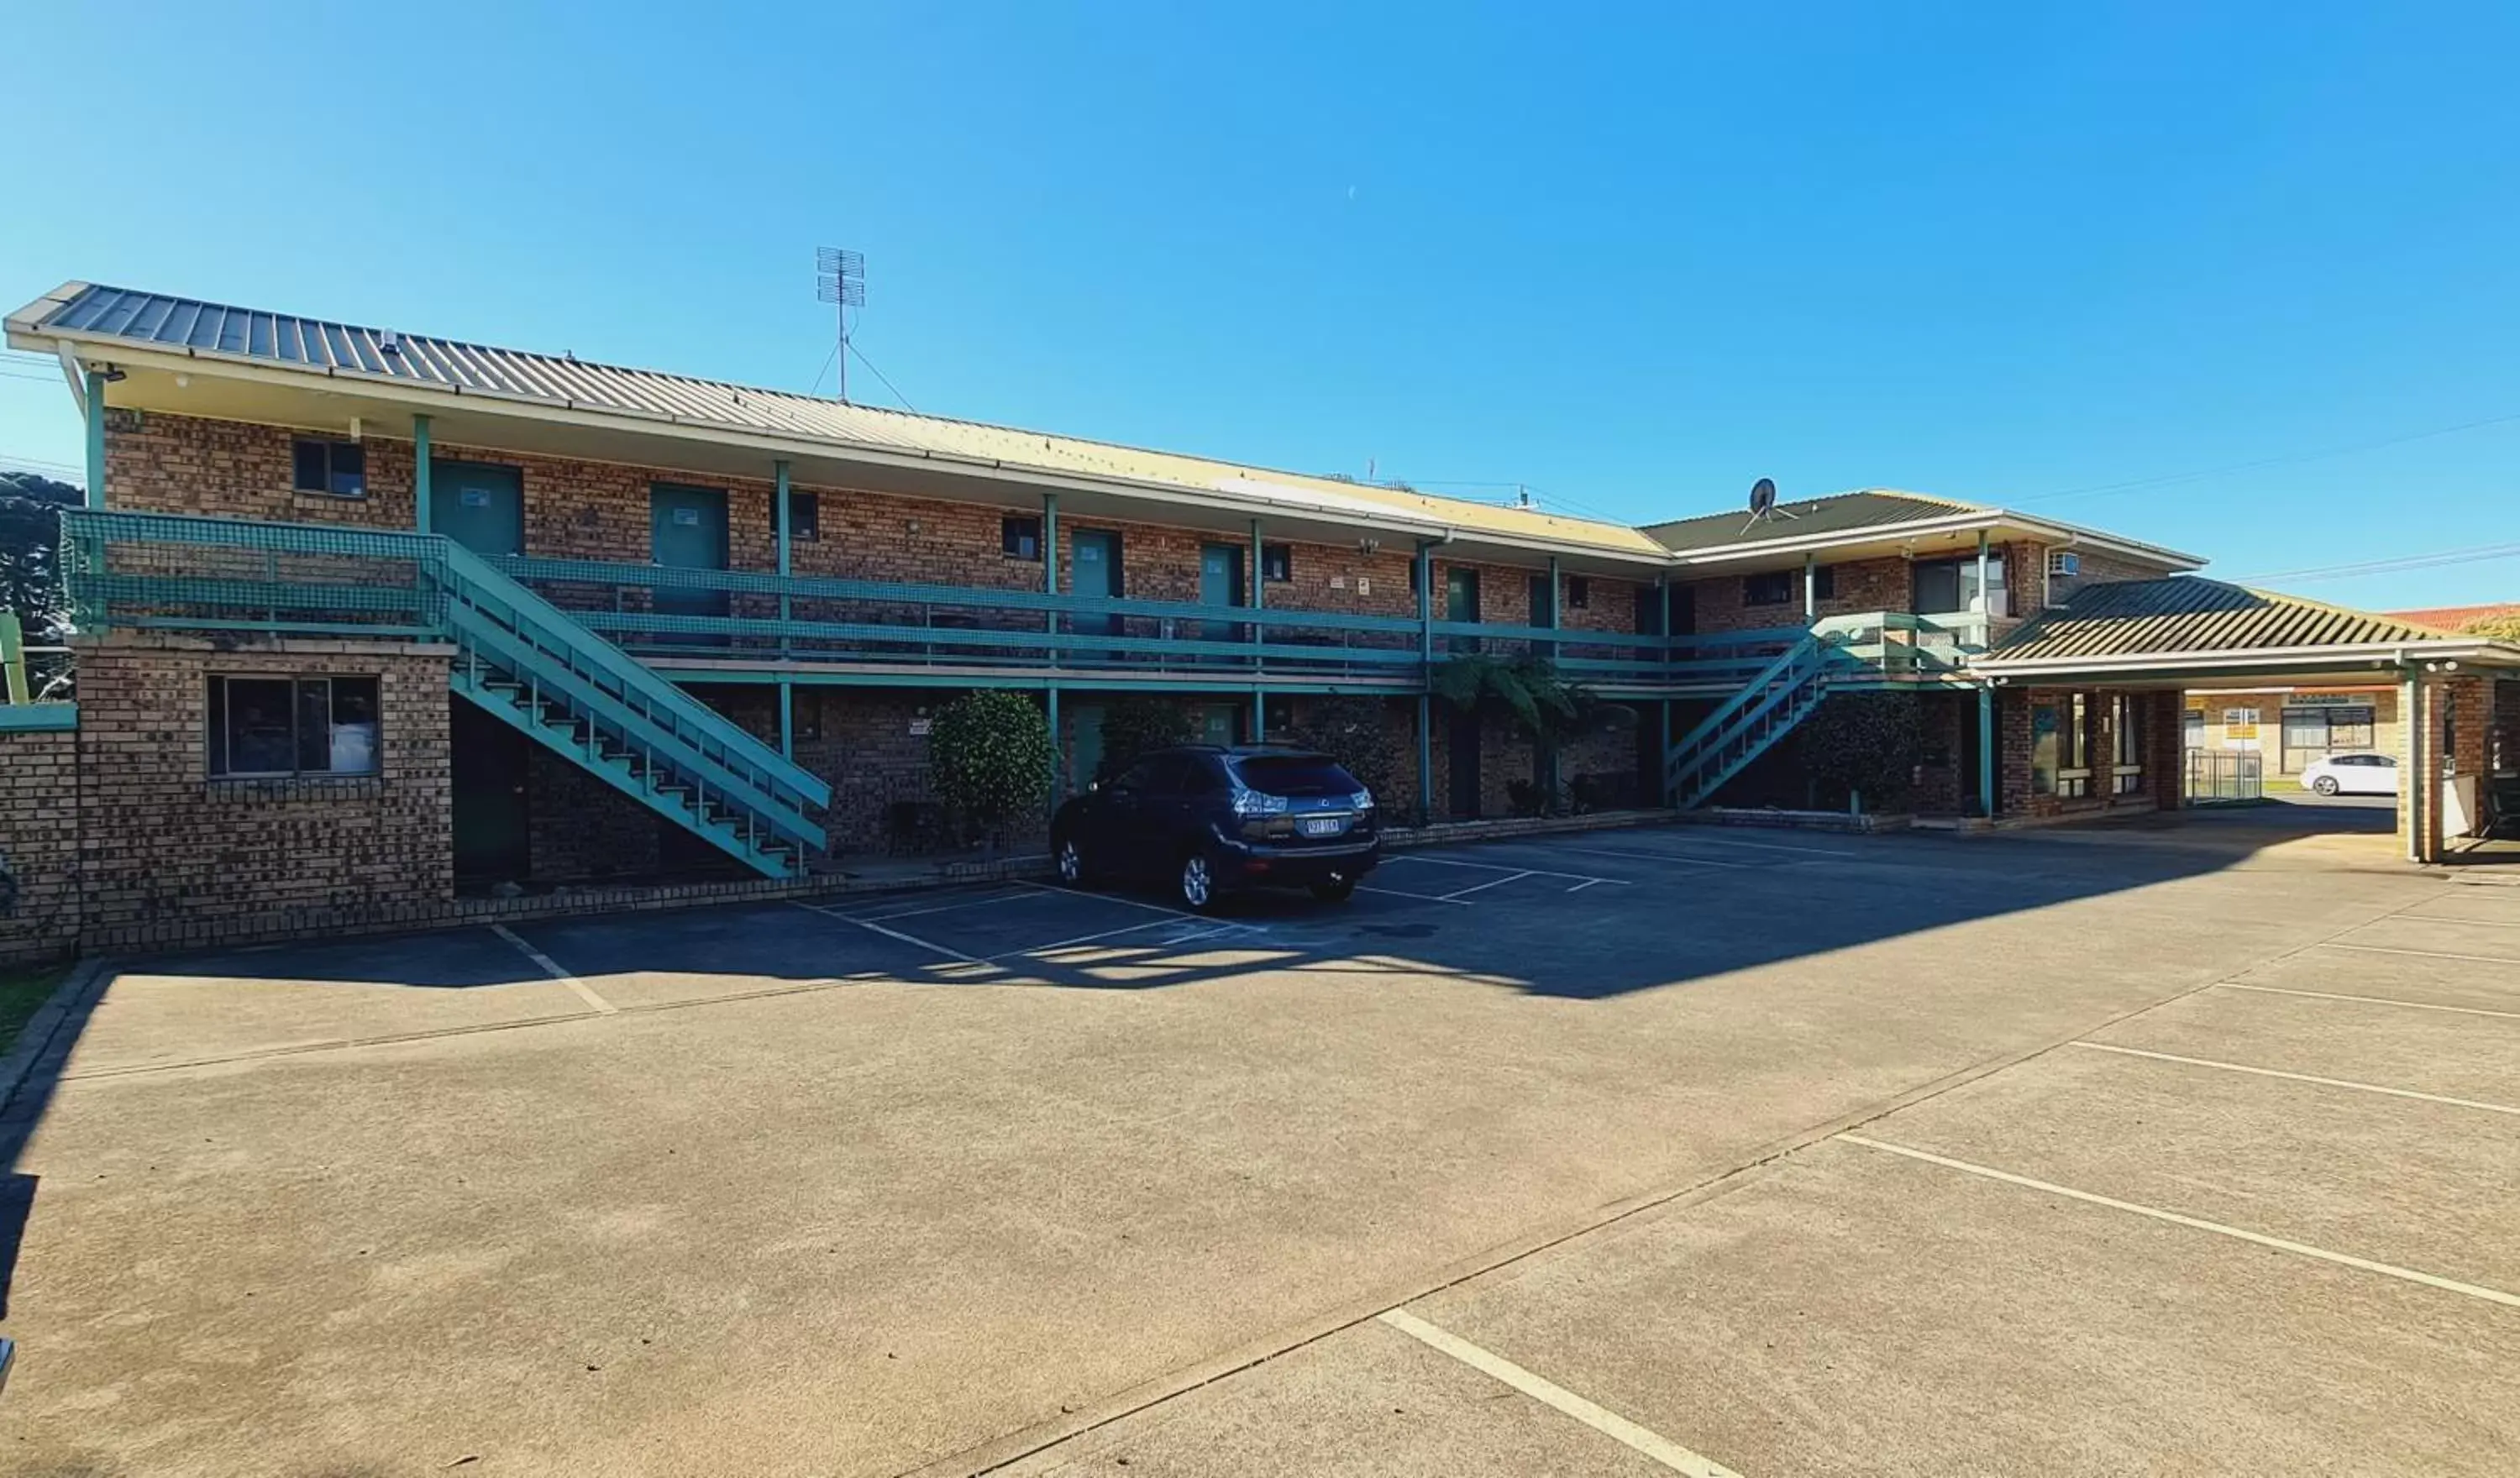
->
xmin=1812 ymin=564 xmax=1836 ymax=600
xmin=291 ymin=438 xmax=366 ymax=497
xmin=1744 ymin=570 xmax=1793 ymax=606
xmin=1002 ymin=515 xmax=1042 ymax=561
xmin=1261 ymin=543 xmax=1293 ymax=583
xmin=2112 ymin=694 xmax=2143 ymax=793
xmin=783 ymin=490 xmax=819 ymax=542
xmin=1565 ymin=576 xmax=1590 ymax=611
xmin=1914 ymin=555 xmax=2007 ymax=617
xmin=208 ymin=674 xmax=381 ymax=778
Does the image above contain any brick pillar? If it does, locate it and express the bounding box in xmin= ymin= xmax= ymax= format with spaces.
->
xmin=2400 ymin=676 xmax=2438 ymax=861
xmin=2146 ymin=688 xmax=2183 ymax=810
xmin=1997 ymin=688 xmax=2034 ymax=817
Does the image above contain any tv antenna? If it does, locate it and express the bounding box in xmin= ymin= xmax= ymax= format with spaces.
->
xmin=1741 ymin=475 xmax=1800 ymax=534
xmin=816 ymin=246 xmax=865 ymax=402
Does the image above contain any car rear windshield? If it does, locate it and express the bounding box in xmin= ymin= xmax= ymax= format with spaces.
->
xmin=1230 ymin=755 xmax=1358 ymax=798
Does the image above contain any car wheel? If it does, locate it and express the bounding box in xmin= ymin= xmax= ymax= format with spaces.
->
xmin=1178 ymin=852 xmax=1217 ymax=912
xmin=2312 ymin=776 xmax=2339 ymax=796
xmin=1055 ymin=834 xmax=1092 ymax=887
xmin=1309 ymin=877 xmax=1357 ymax=903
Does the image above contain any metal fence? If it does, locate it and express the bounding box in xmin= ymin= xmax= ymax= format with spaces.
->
xmin=2184 ymin=747 xmax=2264 ymax=804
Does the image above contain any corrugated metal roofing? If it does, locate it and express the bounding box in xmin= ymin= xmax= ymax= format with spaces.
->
xmin=1641 ymin=490 xmax=1980 ymax=552
xmin=21 ymin=283 xmax=1671 ymax=556
xmin=1987 ymin=577 xmax=2451 ymax=663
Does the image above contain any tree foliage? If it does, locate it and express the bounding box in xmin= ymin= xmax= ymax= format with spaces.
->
xmin=927 ymin=689 xmax=1056 ymax=844
xmin=1095 ymin=695 xmax=1197 ymax=780
xmin=0 ymin=472 xmax=78 ymax=642
xmin=1430 ymin=653 xmax=1632 ymax=750
xmin=1794 ymin=691 xmax=1923 ymax=810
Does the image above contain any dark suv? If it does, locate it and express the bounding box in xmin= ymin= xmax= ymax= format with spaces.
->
xmin=1051 ymin=745 xmax=1382 ymax=910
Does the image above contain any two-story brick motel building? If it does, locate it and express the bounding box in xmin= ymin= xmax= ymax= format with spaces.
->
xmin=5 ymin=281 xmax=2517 ymax=962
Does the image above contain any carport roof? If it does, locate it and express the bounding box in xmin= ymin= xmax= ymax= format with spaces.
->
xmin=1972 ymin=576 xmax=2520 ymax=682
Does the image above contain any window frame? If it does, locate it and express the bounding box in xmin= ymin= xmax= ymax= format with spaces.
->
xmin=1001 ymin=515 xmax=1043 ymax=562
xmin=291 ymin=438 xmax=368 ymax=498
xmin=207 ymin=673 xmax=383 ymax=779
xmin=1564 ymin=575 xmax=1590 ymax=611
xmin=1260 ymin=543 xmax=1293 ymax=584
xmin=783 ymin=490 xmax=820 ymax=543
xmin=1743 ymin=570 xmax=1794 ymax=607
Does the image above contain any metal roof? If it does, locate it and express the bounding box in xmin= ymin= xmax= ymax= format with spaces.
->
xmin=14 ymin=282 xmax=1671 ymax=558
xmin=1641 ymin=490 xmax=1980 ymax=552
xmin=1986 ymin=577 xmax=2453 ymax=663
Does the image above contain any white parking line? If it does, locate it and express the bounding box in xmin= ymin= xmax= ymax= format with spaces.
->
xmin=2393 ymin=913 xmax=2520 ymax=930
xmin=490 ymin=925 xmax=616 ymax=1014
xmin=2067 ymin=1040 xmax=2520 ymax=1118
xmin=1840 ymin=1134 xmax=2520 ymax=1309
xmin=791 ymin=900 xmax=990 ymax=967
xmin=851 ymin=890 xmax=1037 ymax=923
xmin=1387 ymin=854 xmax=1632 ymax=885
xmin=988 ymin=917 xmax=1179 ymax=959
xmin=2218 ymin=981 xmax=2520 ymax=1021
xmin=1517 ymin=843 xmax=1757 ymax=872
xmin=2318 ymin=941 xmax=2520 ymax=967
xmin=1376 ymin=1310 xmax=1743 ymax=1476
xmin=1356 ymin=883 xmax=1473 ymax=906
xmin=1642 ymin=833 xmax=1857 ymax=857
xmin=1016 ymin=880 xmax=1212 ymax=924
xmin=1440 ymin=870 xmax=1532 ymax=900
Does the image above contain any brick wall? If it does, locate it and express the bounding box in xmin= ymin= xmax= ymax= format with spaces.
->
xmin=71 ymin=633 xmax=454 ymax=951
xmin=1995 ymin=685 xmax=2164 ymax=820
xmin=0 ymin=725 xmax=81 ymax=964
xmin=1683 ymin=555 xmax=1914 ymax=636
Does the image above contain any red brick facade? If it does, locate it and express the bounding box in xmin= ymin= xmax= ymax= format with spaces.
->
xmin=0 ymin=725 xmax=81 ymax=964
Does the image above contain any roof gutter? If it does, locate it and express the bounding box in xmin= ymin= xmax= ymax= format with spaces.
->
xmin=15 ymin=322 xmax=1699 ymax=569
xmin=1667 ymin=508 xmax=2203 ymax=572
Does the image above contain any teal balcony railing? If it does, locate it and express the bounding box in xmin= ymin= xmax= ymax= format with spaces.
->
xmin=58 ymin=510 xmax=1987 ymax=694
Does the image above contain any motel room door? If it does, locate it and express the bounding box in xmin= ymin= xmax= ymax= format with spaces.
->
xmin=430 ymin=462 xmax=524 ymax=557
xmin=650 ymin=485 xmax=731 ymax=647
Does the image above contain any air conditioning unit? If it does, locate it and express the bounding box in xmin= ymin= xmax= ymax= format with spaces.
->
xmin=2047 ymin=551 xmax=2082 ymax=579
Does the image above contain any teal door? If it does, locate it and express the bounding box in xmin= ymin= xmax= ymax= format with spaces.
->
xmin=1445 ymin=567 xmax=1481 ymax=653
xmin=650 ymin=485 xmax=730 ymax=647
xmin=1071 ymin=530 xmax=1123 ymax=651
xmin=1199 ymin=542 xmax=1246 ymax=650
xmin=431 ymin=462 xmax=523 ymax=556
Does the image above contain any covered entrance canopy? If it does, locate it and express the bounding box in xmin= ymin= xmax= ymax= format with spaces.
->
xmin=1971 ymin=577 xmax=2520 ymax=862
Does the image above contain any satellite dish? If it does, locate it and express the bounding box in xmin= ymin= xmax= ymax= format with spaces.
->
xmin=1749 ymin=477 xmax=1777 ymax=517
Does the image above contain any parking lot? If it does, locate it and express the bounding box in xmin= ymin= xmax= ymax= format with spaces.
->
xmin=2 ymin=819 xmax=2514 ymax=1475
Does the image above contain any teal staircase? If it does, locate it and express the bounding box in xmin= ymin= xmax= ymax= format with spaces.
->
xmin=1663 ymin=632 xmax=1831 ymax=810
xmin=61 ymin=511 xmax=830 ymax=879
xmin=436 ymin=544 xmax=828 ymax=878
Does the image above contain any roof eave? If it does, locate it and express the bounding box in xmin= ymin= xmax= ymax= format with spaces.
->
xmin=1971 ymin=638 xmax=2520 ymax=678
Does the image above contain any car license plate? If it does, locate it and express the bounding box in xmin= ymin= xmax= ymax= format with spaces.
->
xmin=1299 ymin=815 xmax=1346 ymax=837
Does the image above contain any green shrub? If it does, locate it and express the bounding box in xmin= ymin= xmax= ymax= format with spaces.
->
xmin=1284 ymin=695 xmax=1408 ymax=814
xmin=1794 ymin=691 xmax=1922 ymax=811
xmin=1095 ymin=695 xmax=1197 ymax=781
xmin=927 ymin=690 xmax=1056 ymax=847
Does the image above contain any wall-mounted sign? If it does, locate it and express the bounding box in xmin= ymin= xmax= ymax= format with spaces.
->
xmin=672 ymin=507 xmax=700 ymax=527
xmin=461 ymin=489 xmax=491 ymax=507
xmin=909 ymin=718 xmax=932 ymax=736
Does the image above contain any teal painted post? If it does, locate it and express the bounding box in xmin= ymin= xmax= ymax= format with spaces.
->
xmin=1977 ymin=684 xmax=1996 ymax=818
xmin=1416 ymin=541 xmax=1435 ymax=820
xmin=1250 ymin=517 xmax=1265 ymax=732
xmin=1662 ymin=698 xmax=1675 ymax=807
xmin=1042 ymin=492 xmax=1060 ymax=662
xmin=1803 ymin=551 xmax=1816 ymax=622
xmin=1047 ymin=685 xmax=1064 ymax=802
xmin=83 ymin=370 xmax=108 ymax=509
xmin=774 ymin=459 xmax=793 ymax=661
xmin=779 ymin=678 xmax=795 ymax=758
xmin=412 ymin=414 xmax=433 ymax=532
xmin=1544 ymin=555 xmax=1561 ymax=796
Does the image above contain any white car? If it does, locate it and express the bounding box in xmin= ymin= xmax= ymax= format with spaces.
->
xmin=2300 ymin=752 xmax=2398 ymax=797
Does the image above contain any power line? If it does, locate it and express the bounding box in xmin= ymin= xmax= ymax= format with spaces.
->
xmin=2225 ymin=539 xmax=2520 ymax=585
xmin=2016 ymin=410 xmax=2520 ymax=506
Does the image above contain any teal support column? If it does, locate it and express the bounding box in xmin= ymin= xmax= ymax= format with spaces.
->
xmin=1047 ymin=685 xmax=1064 ymax=802
xmin=779 ymin=679 xmax=795 ymax=758
xmin=1803 ymin=551 xmax=1816 ymax=622
xmin=412 ymin=414 xmax=433 ymax=532
xmin=1544 ymin=555 xmax=1562 ymax=795
xmin=774 ymin=459 xmax=793 ymax=659
xmin=83 ymin=370 xmax=108 ymax=509
xmin=1662 ymin=698 xmax=1675 ymax=807
xmin=1042 ymin=492 xmax=1060 ymax=658
xmin=1416 ymin=540 xmax=1436 ymax=820
xmin=1250 ymin=517 xmax=1266 ymax=736
xmin=1977 ymin=684 xmax=1997 ymax=819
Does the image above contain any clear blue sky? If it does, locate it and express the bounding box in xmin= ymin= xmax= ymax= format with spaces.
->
xmin=6 ymin=2 xmax=2516 ymax=610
